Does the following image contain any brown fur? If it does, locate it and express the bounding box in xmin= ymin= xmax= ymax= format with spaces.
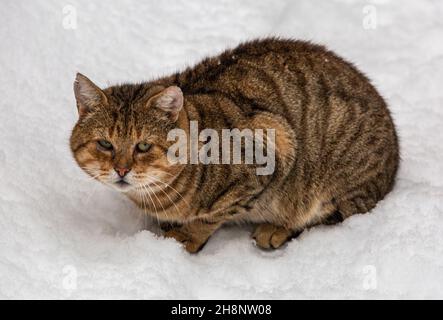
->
xmin=70 ymin=38 xmax=399 ymax=253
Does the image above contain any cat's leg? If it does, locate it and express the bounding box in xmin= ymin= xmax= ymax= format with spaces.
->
xmin=321 ymin=180 xmax=380 ymax=225
xmin=334 ymin=195 xmax=377 ymax=220
xmin=251 ymin=195 xmax=337 ymax=249
xmin=252 ymin=223 xmax=302 ymax=249
xmin=164 ymin=180 xmax=260 ymax=253
xmin=164 ymin=219 xmax=223 ymax=253
xmin=163 ymin=201 xmax=248 ymax=253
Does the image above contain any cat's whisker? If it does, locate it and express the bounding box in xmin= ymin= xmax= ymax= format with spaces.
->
xmin=137 ymin=174 xmax=183 ymax=195
xmin=79 ymin=173 xmax=98 ymax=181
xmin=150 ymin=179 xmax=181 ymax=219
xmin=134 ymin=188 xmax=142 ymax=225
xmin=144 ymin=181 xmax=169 ymax=222
xmin=84 ymin=173 xmax=103 ymax=182
xmin=137 ymin=183 xmax=148 ymax=211
xmin=148 ymin=180 xmax=176 ymax=222
xmin=139 ymin=187 xmax=150 ymax=225
xmin=79 ymin=167 xmax=106 ymax=182
xmin=135 ymin=188 xmax=148 ymax=230
xmin=143 ymin=174 xmax=190 ymax=209
xmin=144 ymin=179 xmax=169 ymax=220
xmin=139 ymin=183 xmax=160 ymax=226
xmin=81 ymin=175 xmax=104 ymax=185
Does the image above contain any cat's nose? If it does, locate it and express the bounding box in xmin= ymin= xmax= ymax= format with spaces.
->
xmin=114 ymin=167 xmax=130 ymax=178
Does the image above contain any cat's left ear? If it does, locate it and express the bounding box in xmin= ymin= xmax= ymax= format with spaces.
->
xmin=73 ymin=73 xmax=108 ymax=117
xmin=149 ymin=86 xmax=183 ymax=122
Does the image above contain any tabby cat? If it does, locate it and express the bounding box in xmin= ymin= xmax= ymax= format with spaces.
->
xmin=70 ymin=38 xmax=399 ymax=253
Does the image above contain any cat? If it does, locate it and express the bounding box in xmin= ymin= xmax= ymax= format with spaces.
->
xmin=70 ymin=38 xmax=399 ymax=253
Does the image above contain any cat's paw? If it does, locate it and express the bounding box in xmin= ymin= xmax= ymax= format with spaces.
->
xmin=164 ymin=228 xmax=208 ymax=253
xmin=252 ymin=223 xmax=294 ymax=249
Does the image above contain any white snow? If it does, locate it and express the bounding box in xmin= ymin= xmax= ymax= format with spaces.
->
xmin=1 ymin=0 xmax=443 ymax=299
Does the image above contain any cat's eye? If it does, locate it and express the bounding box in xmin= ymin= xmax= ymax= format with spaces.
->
xmin=97 ymin=139 xmax=113 ymax=150
xmin=136 ymin=142 xmax=151 ymax=153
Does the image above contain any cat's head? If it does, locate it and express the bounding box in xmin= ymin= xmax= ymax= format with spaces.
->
xmin=70 ymin=73 xmax=184 ymax=193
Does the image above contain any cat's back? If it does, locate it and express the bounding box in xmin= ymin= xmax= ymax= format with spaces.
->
xmin=172 ymin=38 xmax=399 ymax=204
xmin=172 ymin=38 xmax=396 ymax=149
xmin=173 ymin=38 xmax=388 ymax=120
xmin=175 ymin=39 xmax=364 ymax=88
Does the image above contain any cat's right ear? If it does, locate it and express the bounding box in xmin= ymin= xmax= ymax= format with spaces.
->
xmin=73 ymin=73 xmax=107 ymax=117
xmin=148 ymin=86 xmax=184 ymax=122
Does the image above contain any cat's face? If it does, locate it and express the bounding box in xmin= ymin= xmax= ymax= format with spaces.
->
xmin=70 ymin=73 xmax=184 ymax=193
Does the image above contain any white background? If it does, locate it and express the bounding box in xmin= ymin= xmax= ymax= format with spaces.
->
xmin=1 ymin=0 xmax=442 ymax=299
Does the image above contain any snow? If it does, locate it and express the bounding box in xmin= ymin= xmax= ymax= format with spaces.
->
xmin=1 ymin=0 xmax=443 ymax=299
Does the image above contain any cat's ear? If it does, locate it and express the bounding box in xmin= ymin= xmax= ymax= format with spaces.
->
xmin=149 ymin=86 xmax=183 ymax=122
xmin=73 ymin=73 xmax=107 ymax=117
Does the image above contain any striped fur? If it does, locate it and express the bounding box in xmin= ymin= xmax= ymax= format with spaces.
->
xmin=70 ymin=38 xmax=399 ymax=252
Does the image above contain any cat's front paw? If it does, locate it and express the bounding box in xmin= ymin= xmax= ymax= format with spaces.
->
xmin=164 ymin=227 xmax=208 ymax=253
xmin=252 ymin=223 xmax=295 ymax=249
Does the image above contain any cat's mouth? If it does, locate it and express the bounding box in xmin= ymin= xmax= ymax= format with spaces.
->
xmin=113 ymin=179 xmax=132 ymax=192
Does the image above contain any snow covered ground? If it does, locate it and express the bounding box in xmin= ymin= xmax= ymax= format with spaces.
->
xmin=1 ymin=0 xmax=443 ymax=299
